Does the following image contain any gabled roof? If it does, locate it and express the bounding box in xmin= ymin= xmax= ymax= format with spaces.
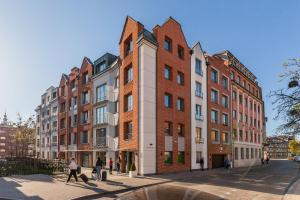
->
xmin=137 ymin=29 xmax=158 ymax=46
xmin=118 ymin=16 xmax=143 ymax=44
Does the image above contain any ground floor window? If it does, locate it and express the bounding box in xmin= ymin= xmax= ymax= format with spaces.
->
xmin=246 ymin=148 xmax=249 ymax=159
xmin=255 ymin=149 xmax=258 ymax=158
xmin=196 ymin=151 xmax=202 ymax=163
xmin=234 ymin=147 xmax=238 ymax=160
xmin=164 ymin=151 xmax=173 ymax=164
xmin=177 ymin=151 xmax=185 ymax=164
xmin=251 ymin=148 xmax=254 ymax=159
xmin=241 ymin=148 xmax=244 ymax=159
xmin=82 ymin=153 xmax=89 ymax=167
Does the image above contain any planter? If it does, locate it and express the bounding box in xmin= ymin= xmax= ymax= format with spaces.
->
xmin=129 ymin=170 xmax=137 ymax=178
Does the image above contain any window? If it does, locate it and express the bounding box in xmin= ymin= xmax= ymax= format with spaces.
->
xmin=244 ymin=114 xmax=248 ymax=123
xmin=222 ymin=95 xmax=228 ymax=108
xmin=80 ymin=131 xmax=88 ymax=144
xmin=245 ymin=131 xmax=248 ymax=142
xmin=251 ymin=148 xmax=254 ymax=159
xmin=195 ymin=82 xmax=202 ymax=97
xmin=222 ymin=113 xmax=229 ymax=126
xmin=196 ymin=151 xmax=202 ymax=163
xmin=96 ymin=106 xmax=107 ymax=124
xmin=232 ymin=91 xmax=237 ymax=100
xmin=239 ymin=112 xmax=243 ymax=122
xmin=177 ymin=45 xmax=184 ymax=59
xmin=124 ymin=35 xmax=133 ymax=57
xmin=211 ymin=89 xmax=218 ymax=103
xmin=164 ymin=36 xmax=172 ymax=52
xmin=164 ymin=65 xmax=172 ymax=80
xmin=164 ymin=121 xmax=172 ymax=136
xmin=60 ymin=118 xmax=65 ymax=129
xmin=245 ymin=97 xmax=248 ymax=107
xmin=195 ymin=59 xmax=203 ymax=75
xmin=164 ymin=93 xmax=172 ymax=108
xmin=124 ymin=121 xmax=133 ymax=140
xmin=125 ymin=65 xmax=133 ymax=84
xmin=250 ymin=117 xmax=253 ymax=125
xmin=222 ymin=132 xmax=230 ymax=144
xmin=235 ymin=147 xmax=238 ymax=160
xmin=164 ymin=151 xmax=173 ymax=164
xmin=237 ymin=76 xmax=241 ymax=84
xmin=177 ymin=98 xmax=184 ymax=111
xmin=258 ymin=105 xmax=260 ymax=113
xmin=239 ymin=130 xmax=243 ymax=141
xmin=233 ymin=129 xmax=237 ymax=141
xmin=246 ymin=148 xmax=249 ymax=159
xmin=60 ymin=135 xmax=65 ymax=145
xmin=71 ymin=133 xmax=76 ymax=145
xmin=177 ymin=71 xmax=184 ymax=85
xmin=82 ymin=91 xmax=89 ymax=104
xmin=52 ymin=121 xmax=57 ymax=129
xmin=52 ymin=91 xmax=57 ymax=99
xmin=211 ymin=69 xmax=218 ymax=83
xmin=250 ymin=101 xmax=253 ymax=109
xmin=196 ymin=127 xmax=202 ymax=143
xmin=82 ymin=72 xmax=89 ymax=85
xmin=254 ymin=103 xmax=257 ymax=112
xmin=230 ymin=71 xmax=235 ymax=80
xmin=177 ymin=151 xmax=185 ymax=164
xmin=241 ymin=148 xmax=244 ymax=159
xmin=233 ymin=110 xmax=237 ymax=119
xmin=125 ymin=93 xmax=132 ymax=111
xmin=177 ymin=124 xmax=184 ymax=137
xmin=60 ymin=102 xmax=65 ymax=112
xmin=195 ymin=104 xmax=202 ymax=120
xmin=82 ymin=111 xmax=89 ymax=124
xmin=211 ymin=130 xmax=220 ymax=143
xmin=52 ymin=106 xmax=57 ymax=113
xmin=243 ymin=80 xmax=246 ymax=88
xmin=211 ymin=110 xmax=218 ymax=124
xmin=239 ymin=94 xmax=243 ymax=105
xmin=248 ymin=83 xmax=250 ymax=91
xmin=114 ymin=77 xmax=119 ymax=89
xmin=96 ymin=128 xmax=106 ymax=147
xmin=95 ymin=61 xmax=106 ymax=74
xmin=96 ymin=84 xmax=106 ymax=102
xmin=222 ymin=76 xmax=229 ymax=89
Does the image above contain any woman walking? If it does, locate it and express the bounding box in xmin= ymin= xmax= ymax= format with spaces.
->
xmin=66 ymin=158 xmax=78 ymax=184
xmin=95 ymin=157 xmax=103 ymax=181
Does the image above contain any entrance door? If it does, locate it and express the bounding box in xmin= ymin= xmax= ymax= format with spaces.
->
xmin=212 ymin=154 xmax=225 ymax=169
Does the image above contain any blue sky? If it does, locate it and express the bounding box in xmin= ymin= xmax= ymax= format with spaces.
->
xmin=0 ymin=0 xmax=299 ymax=135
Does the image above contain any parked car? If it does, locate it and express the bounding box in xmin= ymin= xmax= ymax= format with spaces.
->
xmin=293 ymin=156 xmax=300 ymax=162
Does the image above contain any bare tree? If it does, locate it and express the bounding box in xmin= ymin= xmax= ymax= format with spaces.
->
xmin=270 ymin=58 xmax=300 ymax=136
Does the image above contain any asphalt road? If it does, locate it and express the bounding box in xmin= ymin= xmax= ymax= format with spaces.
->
xmin=95 ymin=159 xmax=300 ymax=200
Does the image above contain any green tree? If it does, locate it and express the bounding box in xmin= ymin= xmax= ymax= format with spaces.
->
xmin=270 ymin=58 xmax=300 ymax=136
xmin=288 ymin=140 xmax=300 ymax=156
xmin=12 ymin=114 xmax=35 ymax=157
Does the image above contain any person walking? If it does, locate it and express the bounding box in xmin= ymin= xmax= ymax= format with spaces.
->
xmin=116 ymin=157 xmax=121 ymax=173
xmin=200 ymin=157 xmax=204 ymax=171
xmin=266 ymin=156 xmax=270 ymax=165
xmin=109 ymin=158 xmax=113 ymax=175
xmin=261 ymin=157 xmax=264 ymax=166
xmin=224 ymin=157 xmax=229 ymax=169
xmin=95 ymin=157 xmax=103 ymax=181
xmin=66 ymin=158 xmax=78 ymax=184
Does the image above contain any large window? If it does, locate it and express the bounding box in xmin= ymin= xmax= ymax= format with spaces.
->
xmin=195 ymin=59 xmax=203 ymax=75
xmin=222 ymin=76 xmax=229 ymax=89
xmin=125 ymin=93 xmax=132 ymax=111
xmin=96 ymin=106 xmax=107 ymax=124
xmin=164 ymin=65 xmax=172 ymax=80
xmin=82 ymin=72 xmax=89 ymax=85
xmin=195 ymin=104 xmax=202 ymax=120
xmin=164 ymin=151 xmax=173 ymax=164
xmin=222 ymin=132 xmax=230 ymax=144
xmin=211 ymin=89 xmax=218 ymax=103
xmin=96 ymin=128 xmax=106 ymax=147
xmin=164 ymin=36 xmax=172 ymax=52
xmin=82 ymin=111 xmax=89 ymax=124
xmin=211 ymin=130 xmax=220 ymax=143
xmin=222 ymin=95 xmax=228 ymax=108
xmin=80 ymin=131 xmax=88 ymax=144
xmin=96 ymin=84 xmax=106 ymax=102
xmin=195 ymin=82 xmax=202 ymax=97
xmin=124 ymin=121 xmax=133 ymax=140
xmin=82 ymin=91 xmax=89 ymax=104
xmin=164 ymin=93 xmax=172 ymax=108
xmin=222 ymin=113 xmax=229 ymax=126
xmin=177 ymin=124 xmax=184 ymax=137
xmin=164 ymin=121 xmax=172 ymax=136
xmin=124 ymin=35 xmax=133 ymax=57
xmin=177 ymin=151 xmax=185 ymax=164
xmin=177 ymin=45 xmax=184 ymax=59
xmin=177 ymin=71 xmax=184 ymax=85
xmin=211 ymin=68 xmax=218 ymax=83
xmin=195 ymin=127 xmax=202 ymax=143
xmin=177 ymin=98 xmax=184 ymax=111
xmin=125 ymin=65 xmax=133 ymax=84
xmin=211 ymin=110 xmax=218 ymax=124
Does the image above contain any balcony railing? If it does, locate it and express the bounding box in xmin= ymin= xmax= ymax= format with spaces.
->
xmin=195 ymin=90 xmax=203 ymax=98
xmin=195 ymin=137 xmax=204 ymax=144
xmin=195 ymin=114 xmax=204 ymax=121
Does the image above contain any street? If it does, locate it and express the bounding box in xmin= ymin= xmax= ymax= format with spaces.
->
xmin=96 ymin=159 xmax=300 ymax=200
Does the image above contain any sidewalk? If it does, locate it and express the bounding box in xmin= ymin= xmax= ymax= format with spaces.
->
xmin=283 ymin=177 xmax=300 ymax=200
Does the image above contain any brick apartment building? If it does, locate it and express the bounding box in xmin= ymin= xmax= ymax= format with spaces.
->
xmin=58 ymin=57 xmax=94 ymax=167
xmin=206 ymin=54 xmax=232 ymax=169
xmin=0 ymin=113 xmax=17 ymax=158
xmin=215 ymin=51 xmax=264 ymax=167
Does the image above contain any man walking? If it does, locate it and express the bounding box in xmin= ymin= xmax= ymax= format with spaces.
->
xmin=200 ymin=157 xmax=204 ymax=171
xmin=66 ymin=158 xmax=78 ymax=184
xmin=95 ymin=157 xmax=103 ymax=181
xmin=109 ymin=158 xmax=113 ymax=175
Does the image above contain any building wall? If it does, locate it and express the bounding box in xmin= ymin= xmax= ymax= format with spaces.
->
xmin=0 ymin=125 xmax=17 ymax=158
xmin=153 ymin=18 xmax=191 ymax=173
xmin=191 ymin=43 xmax=208 ymax=170
xmin=206 ymin=55 xmax=232 ymax=169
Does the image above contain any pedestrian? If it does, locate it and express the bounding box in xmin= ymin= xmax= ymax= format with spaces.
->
xmin=66 ymin=158 xmax=78 ymax=184
xmin=95 ymin=157 xmax=103 ymax=181
xmin=109 ymin=157 xmax=113 ymax=174
xmin=261 ymin=157 xmax=264 ymax=166
xmin=200 ymin=157 xmax=204 ymax=171
xmin=116 ymin=157 xmax=121 ymax=173
xmin=224 ymin=157 xmax=229 ymax=169
xmin=266 ymin=156 xmax=270 ymax=165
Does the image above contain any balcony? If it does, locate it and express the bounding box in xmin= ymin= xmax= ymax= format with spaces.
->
xmin=96 ymin=95 xmax=108 ymax=103
xmin=195 ymin=137 xmax=204 ymax=144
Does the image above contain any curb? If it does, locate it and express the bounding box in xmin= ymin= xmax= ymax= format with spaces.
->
xmin=282 ymin=172 xmax=300 ymax=200
xmin=71 ymin=180 xmax=172 ymax=200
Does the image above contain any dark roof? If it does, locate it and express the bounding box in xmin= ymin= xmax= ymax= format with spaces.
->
xmin=137 ymin=29 xmax=158 ymax=46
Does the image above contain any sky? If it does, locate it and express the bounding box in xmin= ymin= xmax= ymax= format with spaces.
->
xmin=0 ymin=0 xmax=299 ymax=136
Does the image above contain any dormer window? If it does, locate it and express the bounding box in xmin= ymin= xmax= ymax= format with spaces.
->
xmin=124 ymin=35 xmax=133 ymax=57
